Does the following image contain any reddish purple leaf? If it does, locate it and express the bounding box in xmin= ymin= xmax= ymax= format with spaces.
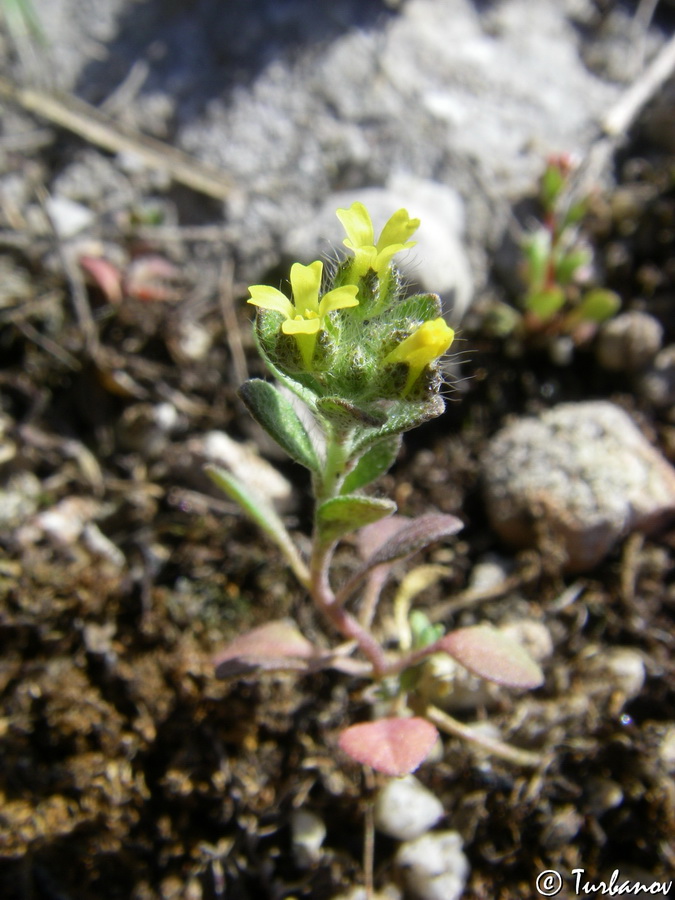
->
xmin=357 ymin=515 xmax=410 ymax=560
xmin=338 ymin=717 xmax=439 ymax=776
xmin=79 ymin=255 xmax=123 ymax=305
xmin=214 ymin=618 xmax=316 ymax=678
xmin=437 ymin=625 xmax=544 ymax=689
xmin=360 ymin=514 xmax=463 ymax=570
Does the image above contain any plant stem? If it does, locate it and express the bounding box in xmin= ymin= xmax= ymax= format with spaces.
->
xmin=425 ymin=704 xmax=545 ymax=768
xmin=309 ymin=539 xmax=388 ymax=677
xmin=315 ymin=426 xmax=351 ymax=502
xmin=308 ymin=426 xmax=392 ymax=674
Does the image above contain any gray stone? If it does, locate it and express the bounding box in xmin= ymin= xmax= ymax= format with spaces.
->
xmin=637 ymin=345 xmax=675 ymax=410
xmin=482 ymin=401 xmax=675 ymax=571
xmin=27 ymin=0 xmax=671 ymax=288
xmin=596 ymin=311 xmax=664 ymax=372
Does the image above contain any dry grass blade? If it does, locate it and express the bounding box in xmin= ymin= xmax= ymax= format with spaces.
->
xmin=0 ymin=74 xmax=235 ymax=201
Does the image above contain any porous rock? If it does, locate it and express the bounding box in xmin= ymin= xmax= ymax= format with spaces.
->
xmin=637 ymin=345 xmax=675 ymax=411
xmin=482 ymin=401 xmax=675 ymax=571
xmin=596 ymin=311 xmax=663 ymax=372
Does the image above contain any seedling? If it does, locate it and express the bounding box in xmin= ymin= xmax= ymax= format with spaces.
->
xmin=209 ymin=202 xmax=544 ymax=779
xmin=490 ymin=155 xmax=620 ymax=350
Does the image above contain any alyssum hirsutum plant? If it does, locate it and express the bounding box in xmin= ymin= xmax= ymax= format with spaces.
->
xmin=209 ymin=202 xmax=543 ymax=776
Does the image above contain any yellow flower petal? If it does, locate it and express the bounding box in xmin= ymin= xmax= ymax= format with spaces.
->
xmin=290 ymin=261 xmax=323 ymax=317
xmin=318 ymin=285 xmax=359 ymax=316
xmin=385 ymin=318 xmax=454 ymax=395
xmin=336 ymin=202 xmax=374 ymax=251
xmin=247 ymin=285 xmax=295 ymax=318
xmin=281 ymin=317 xmax=322 ymax=335
xmin=377 ymin=208 xmax=420 ymax=251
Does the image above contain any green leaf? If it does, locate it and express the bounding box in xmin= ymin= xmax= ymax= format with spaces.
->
xmin=409 ymin=610 xmax=445 ymax=649
xmin=575 ymin=288 xmax=621 ymax=323
xmin=239 ymin=379 xmax=320 ymax=472
xmin=522 ymin=229 xmax=551 ymax=291
xmin=352 ymin=395 xmax=446 ymax=456
xmin=524 ymin=286 xmax=566 ymax=320
xmin=206 ymin=464 xmax=309 ymax=587
xmin=342 ymin=435 xmax=402 ymax=494
xmin=561 ymin=198 xmax=588 ymax=228
xmin=316 ymin=495 xmax=396 ymax=545
xmin=253 ymin=313 xmax=320 ymax=410
xmin=554 ymin=247 xmax=591 ymax=285
xmin=316 ymin=397 xmax=388 ymax=429
xmin=540 ymin=161 xmax=566 ymax=211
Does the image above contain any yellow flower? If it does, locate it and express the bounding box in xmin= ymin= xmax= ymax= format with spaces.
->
xmin=248 ymin=260 xmax=358 ymax=369
xmin=384 ymin=318 xmax=454 ymax=395
xmin=336 ymin=202 xmax=420 ymax=278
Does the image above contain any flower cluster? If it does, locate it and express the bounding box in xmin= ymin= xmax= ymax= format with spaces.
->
xmin=337 ymin=201 xmax=420 ymax=279
xmin=247 ymin=202 xmax=454 ymax=411
xmin=248 ymin=261 xmax=358 ymax=369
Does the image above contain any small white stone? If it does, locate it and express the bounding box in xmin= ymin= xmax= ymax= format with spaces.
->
xmin=332 ymin=887 xmax=402 ymax=900
xmin=582 ymin=646 xmax=646 ymax=703
xmin=396 ymin=831 xmax=469 ymax=900
xmin=198 ymin=431 xmax=293 ymax=510
xmin=658 ymin=726 xmax=675 ymax=772
xmin=153 ymin=402 xmax=180 ymax=432
xmin=500 ymin=621 xmax=554 ymax=663
xmin=468 ymin=555 xmax=512 ymax=592
xmin=45 ymin=196 xmax=94 ymax=239
xmin=602 ymin=648 xmax=646 ymax=699
xmin=374 ymin=775 xmax=444 ymax=841
xmin=175 ymin=320 xmax=213 ymax=362
xmin=290 ymin=809 xmax=326 ymax=869
xmin=482 ymin=401 xmax=675 ymax=572
xmin=83 ymin=522 xmax=126 ymax=568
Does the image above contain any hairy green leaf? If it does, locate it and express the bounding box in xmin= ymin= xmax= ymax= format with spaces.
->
xmin=316 ymin=495 xmax=396 ymax=545
xmin=316 ymin=397 xmax=388 ymax=429
xmin=239 ymin=379 xmax=320 ymax=472
xmin=342 ymin=435 xmax=401 ymax=494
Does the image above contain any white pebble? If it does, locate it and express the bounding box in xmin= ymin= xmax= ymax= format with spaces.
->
xmin=374 ymin=775 xmax=444 ymax=841
xmin=396 ymin=831 xmax=469 ymax=900
xmin=290 ymin=809 xmax=326 ymax=869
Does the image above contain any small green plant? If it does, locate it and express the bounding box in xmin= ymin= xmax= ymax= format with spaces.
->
xmin=209 ymin=202 xmax=543 ymax=777
xmin=492 ymin=155 xmax=620 ymax=349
